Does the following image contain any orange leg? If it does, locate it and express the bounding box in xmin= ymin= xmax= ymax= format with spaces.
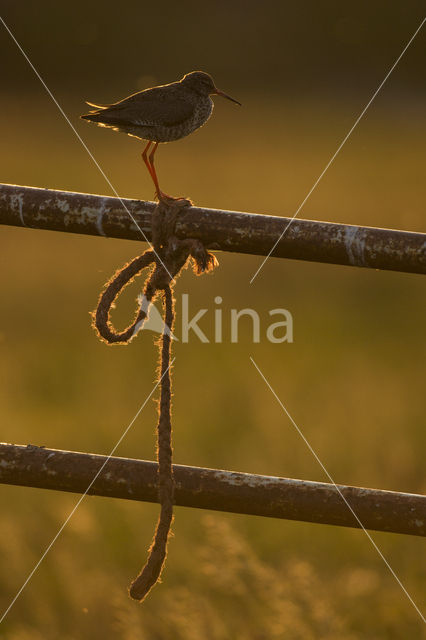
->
xmin=141 ymin=140 xmax=156 ymax=186
xmin=142 ymin=141 xmax=167 ymax=200
xmin=149 ymin=143 xmax=185 ymax=202
xmin=147 ymin=142 xmax=164 ymax=199
xmin=142 ymin=141 xmax=185 ymax=202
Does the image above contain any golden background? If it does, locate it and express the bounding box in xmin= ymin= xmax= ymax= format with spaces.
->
xmin=0 ymin=1 xmax=425 ymax=637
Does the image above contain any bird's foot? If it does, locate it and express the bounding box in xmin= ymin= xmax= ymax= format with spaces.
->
xmin=156 ymin=190 xmax=192 ymax=206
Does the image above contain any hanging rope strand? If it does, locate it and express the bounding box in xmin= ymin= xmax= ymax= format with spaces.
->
xmin=129 ymin=284 xmax=175 ymax=600
xmin=93 ymin=199 xmax=218 ymax=601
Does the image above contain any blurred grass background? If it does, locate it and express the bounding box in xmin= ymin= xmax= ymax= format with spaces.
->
xmin=0 ymin=1 xmax=425 ymax=637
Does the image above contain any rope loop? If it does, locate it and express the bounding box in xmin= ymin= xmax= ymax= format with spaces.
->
xmin=93 ymin=197 xmax=218 ymax=601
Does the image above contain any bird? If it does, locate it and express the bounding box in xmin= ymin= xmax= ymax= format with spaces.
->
xmin=81 ymin=71 xmax=241 ymax=201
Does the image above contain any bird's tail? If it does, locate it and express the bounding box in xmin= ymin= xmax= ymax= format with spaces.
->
xmin=80 ymin=100 xmax=112 ymax=121
xmin=80 ymin=112 xmax=105 ymax=122
xmin=85 ymin=101 xmax=109 ymax=109
xmin=80 ymin=101 xmax=110 ymax=122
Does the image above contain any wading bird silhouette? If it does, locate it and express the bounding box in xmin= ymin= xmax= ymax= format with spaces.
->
xmin=81 ymin=71 xmax=241 ymax=201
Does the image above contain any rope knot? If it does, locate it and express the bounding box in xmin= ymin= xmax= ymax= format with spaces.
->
xmin=92 ymin=198 xmax=218 ymax=602
xmin=93 ymin=198 xmax=217 ymax=345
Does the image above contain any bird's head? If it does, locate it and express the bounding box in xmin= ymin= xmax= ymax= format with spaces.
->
xmin=181 ymin=71 xmax=241 ymax=105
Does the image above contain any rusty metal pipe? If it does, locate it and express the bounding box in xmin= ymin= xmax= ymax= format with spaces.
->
xmin=0 ymin=444 xmax=425 ymax=537
xmin=0 ymin=183 xmax=424 ymax=274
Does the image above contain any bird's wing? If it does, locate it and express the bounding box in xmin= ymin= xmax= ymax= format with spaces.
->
xmin=85 ymin=85 xmax=194 ymax=128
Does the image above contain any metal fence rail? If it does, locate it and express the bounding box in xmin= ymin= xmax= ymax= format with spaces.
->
xmin=0 ymin=444 xmax=425 ymax=537
xmin=1 ymin=183 xmax=425 ymax=542
xmin=1 ymin=183 xmax=425 ymax=274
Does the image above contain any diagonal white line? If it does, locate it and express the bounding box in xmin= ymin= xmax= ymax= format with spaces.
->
xmin=0 ymin=357 xmax=175 ymax=625
xmin=249 ymin=17 xmax=426 ymax=284
xmin=250 ymin=356 xmax=426 ymax=624
xmin=0 ymin=15 xmax=174 ymax=281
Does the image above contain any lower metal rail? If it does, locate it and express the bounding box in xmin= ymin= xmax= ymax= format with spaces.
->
xmin=0 ymin=444 xmax=424 ymax=537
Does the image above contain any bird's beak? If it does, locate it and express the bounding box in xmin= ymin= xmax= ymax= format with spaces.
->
xmin=213 ymin=88 xmax=242 ymax=106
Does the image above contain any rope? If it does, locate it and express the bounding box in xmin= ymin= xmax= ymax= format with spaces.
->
xmin=92 ymin=198 xmax=218 ymax=601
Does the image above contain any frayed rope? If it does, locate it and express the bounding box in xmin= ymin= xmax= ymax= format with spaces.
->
xmin=92 ymin=198 xmax=218 ymax=601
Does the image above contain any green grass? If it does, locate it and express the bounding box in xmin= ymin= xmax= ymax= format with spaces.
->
xmin=0 ymin=95 xmax=425 ymax=638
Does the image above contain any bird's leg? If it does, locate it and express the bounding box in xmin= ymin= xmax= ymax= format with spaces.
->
xmin=141 ymin=140 xmax=156 ymax=187
xmin=143 ymin=141 xmax=172 ymax=201
xmin=146 ymin=142 xmax=164 ymax=199
xmin=142 ymin=141 xmax=188 ymax=203
xmin=148 ymin=143 xmax=186 ymax=202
